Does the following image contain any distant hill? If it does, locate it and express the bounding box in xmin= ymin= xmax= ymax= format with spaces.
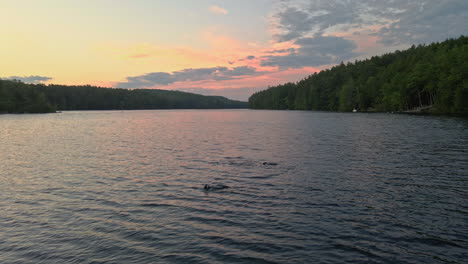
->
xmin=249 ymin=35 xmax=468 ymax=115
xmin=0 ymin=80 xmax=247 ymax=113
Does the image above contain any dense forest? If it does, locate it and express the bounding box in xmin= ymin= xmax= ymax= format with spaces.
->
xmin=0 ymin=80 xmax=247 ymax=113
xmin=249 ymin=36 xmax=468 ymax=115
xmin=0 ymin=79 xmax=56 ymax=113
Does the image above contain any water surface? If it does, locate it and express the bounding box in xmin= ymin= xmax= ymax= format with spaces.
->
xmin=1 ymin=110 xmax=467 ymax=263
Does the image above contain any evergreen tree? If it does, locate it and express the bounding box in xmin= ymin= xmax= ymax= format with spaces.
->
xmin=249 ymin=35 xmax=468 ymax=115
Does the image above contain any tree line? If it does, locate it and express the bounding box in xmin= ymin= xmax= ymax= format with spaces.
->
xmin=0 ymin=80 xmax=247 ymax=113
xmin=249 ymin=35 xmax=468 ymax=115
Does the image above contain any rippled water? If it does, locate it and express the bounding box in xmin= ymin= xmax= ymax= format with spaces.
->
xmin=1 ymin=110 xmax=467 ymax=263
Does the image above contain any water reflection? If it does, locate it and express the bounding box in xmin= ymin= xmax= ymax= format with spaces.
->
xmin=0 ymin=110 xmax=467 ymax=263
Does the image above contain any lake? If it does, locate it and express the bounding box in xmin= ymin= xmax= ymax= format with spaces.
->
xmin=1 ymin=110 xmax=467 ymax=263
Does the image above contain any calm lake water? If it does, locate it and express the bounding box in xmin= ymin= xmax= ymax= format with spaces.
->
xmin=1 ymin=110 xmax=467 ymax=263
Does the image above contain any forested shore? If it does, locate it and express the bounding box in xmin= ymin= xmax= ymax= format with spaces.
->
xmin=249 ymin=36 xmax=468 ymax=115
xmin=0 ymin=80 xmax=247 ymax=113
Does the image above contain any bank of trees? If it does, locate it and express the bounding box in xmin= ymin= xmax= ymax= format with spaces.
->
xmin=0 ymin=80 xmax=247 ymax=113
xmin=249 ymin=36 xmax=468 ymax=115
xmin=38 ymin=85 xmax=247 ymax=110
xmin=0 ymin=79 xmax=55 ymax=113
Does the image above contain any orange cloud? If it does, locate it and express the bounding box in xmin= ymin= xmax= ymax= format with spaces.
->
xmin=209 ymin=5 xmax=228 ymax=15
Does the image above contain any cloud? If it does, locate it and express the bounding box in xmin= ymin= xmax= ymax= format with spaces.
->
xmin=271 ymin=0 xmax=468 ymax=45
xmin=236 ymin=55 xmax=256 ymax=63
xmin=107 ymin=1 xmax=467 ymax=96
xmin=264 ymin=48 xmax=296 ymax=54
xmin=116 ymin=66 xmax=258 ymax=88
xmin=273 ymin=8 xmax=316 ymax=42
xmin=5 ymin=75 xmax=53 ymax=84
xmin=260 ymin=0 xmax=467 ymax=69
xmin=271 ymin=1 xmax=376 ymax=43
xmin=375 ymin=1 xmax=468 ymax=45
xmin=209 ymin=5 xmax=228 ymax=15
xmin=167 ymin=67 xmax=320 ymax=100
xmin=261 ymin=36 xmax=357 ymax=69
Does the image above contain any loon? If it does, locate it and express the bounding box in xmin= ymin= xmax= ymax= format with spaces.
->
xmin=204 ymin=184 xmax=229 ymax=190
xmin=262 ymin=162 xmax=278 ymax=166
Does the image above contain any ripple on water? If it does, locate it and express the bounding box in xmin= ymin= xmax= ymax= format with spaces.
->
xmin=0 ymin=110 xmax=467 ymax=263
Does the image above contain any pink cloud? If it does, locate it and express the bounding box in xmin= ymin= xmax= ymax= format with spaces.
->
xmin=105 ymin=26 xmax=327 ymax=100
xmin=152 ymin=67 xmax=319 ymax=91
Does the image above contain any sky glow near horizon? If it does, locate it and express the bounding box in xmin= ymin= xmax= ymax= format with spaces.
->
xmin=1 ymin=0 xmax=467 ymax=100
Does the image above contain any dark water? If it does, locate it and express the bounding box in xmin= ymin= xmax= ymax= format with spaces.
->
xmin=1 ymin=110 xmax=467 ymax=263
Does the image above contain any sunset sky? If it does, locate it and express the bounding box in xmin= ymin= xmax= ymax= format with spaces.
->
xmin=1 ymin=0 xmax=467 ymax=100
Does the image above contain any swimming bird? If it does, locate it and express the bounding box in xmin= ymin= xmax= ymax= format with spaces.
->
xmin=262 ymin=162 xmax=278 ymax=166
xmin=204 ymin=184 xmax=229 ymax=190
